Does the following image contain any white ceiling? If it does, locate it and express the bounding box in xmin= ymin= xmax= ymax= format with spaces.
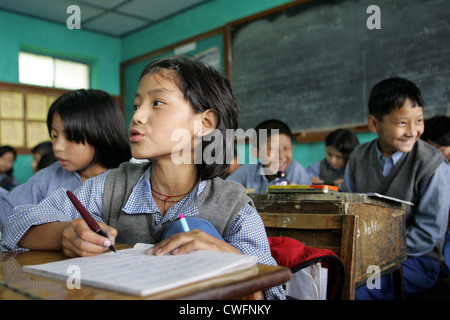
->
xmin=0 ymin=0 xmax=212 ymax=37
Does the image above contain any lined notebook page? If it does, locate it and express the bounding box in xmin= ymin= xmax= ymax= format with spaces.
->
xmin=22 ymin=244 xmax=257 ymax=296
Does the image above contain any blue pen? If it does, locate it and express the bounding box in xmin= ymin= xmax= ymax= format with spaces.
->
xmin=179 ymin=214 xmax=190 ymax=232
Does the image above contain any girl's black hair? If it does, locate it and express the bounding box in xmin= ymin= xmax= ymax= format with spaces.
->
xmin=368 ymin=77 xmax=424 ymax=121
xmin=0 ymin=145 xmax=17 ymax=175
xmin=47 ymin=89 xmax=131 ymax=169
xmin=0 ymin=145 xmax=17 ymax=159
xmin=325 ymin=129 xmax=359 ymax=157
xmin=36 ymin=152 xmax=57 ymax=171
xmin=32 ymin=141 xmax=53 ymax=156
xmin=139 ymin=56 xmax=240 ymax=180
xmin=421 ymin=115 xmax=450 ymax=147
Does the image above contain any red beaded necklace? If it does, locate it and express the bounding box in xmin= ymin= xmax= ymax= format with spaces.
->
xmin=151 ymin=187 xmax=189 ymax=213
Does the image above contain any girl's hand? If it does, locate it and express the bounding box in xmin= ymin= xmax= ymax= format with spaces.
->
xmin=61 ymin=219 xmax=117 ymax=257
xmin=147 ymin=229 xmax=241 ymax=256
xmin=310 ymin=176 xmax=324 ymax=184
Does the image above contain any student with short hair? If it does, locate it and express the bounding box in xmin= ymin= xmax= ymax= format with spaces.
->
xmin=227 ymin=119 xmax=310 ymax=193
xmin=0 ymin=146 xmax=19 ymax=191
xmin=0 ymin=89 xmax=131 ymax=225
xmin=31 ymin=141 xmax=53 ymax=173
xmin=36 ymin=151 xmax=57 ymax=172
xmin=342 ymin=77 xmax=450 ymax=299
xmin=421 ymin=115 xmax=450 ymax=162
xmin=420 ymin=114 xmax=450 ymax=277
xmin=2 ymin=56 xmax=285 ymax=300
xmin=307 ymin=128 xmax=359 ymax=188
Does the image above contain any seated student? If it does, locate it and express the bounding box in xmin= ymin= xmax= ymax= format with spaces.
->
xmin=342 ymin=77 xmax=450 ymax=299
xmin=420 ymin=115 xmax=450 ymax=275
xmin=31 ymin=141 xmax=53 ymax=173
xmin=421 ymin=115 xmax=450 ymax=162
xmin=36 ymin=151 xmax=57 ymax=171
xmin=0 ymin=146 xmax=19 ymax=191
xmin=307 ymin=128 xmax=359 ymax=188
xmin=0 ymin=89 xmax=131 ymax=226
xmin=227 ymin=119 xmax=310 ymax=193
xmin=2 ymin=56 xmax=285 ymax=300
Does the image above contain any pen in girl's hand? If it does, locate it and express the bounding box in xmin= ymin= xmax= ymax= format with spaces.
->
xmin=66 ymin=190 xmax=116 ymax=252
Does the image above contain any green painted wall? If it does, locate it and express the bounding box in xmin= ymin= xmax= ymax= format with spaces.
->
xmin=13 ymin=154 xmax=33 ymax=184
xmin=0 ymin=10 xmax=121 ymax=93
xmin=120 ymin=0 xmax=292 ymax=62
xmin=0 ymin=10 xmax=121 ymax=183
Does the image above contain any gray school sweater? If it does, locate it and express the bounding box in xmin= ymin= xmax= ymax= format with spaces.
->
xmin=101 ymin=162 xmax=254 ymax=245
xmin=319 ymin=159 xmax=344 ymax=184
xmin=347 ymin=138 xmax=445 ymax=260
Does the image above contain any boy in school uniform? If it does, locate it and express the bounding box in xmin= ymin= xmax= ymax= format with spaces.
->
xmin=226 ymin=119 xmax=311 ymax=193
xmin=342 ymin=77 xmax=450 ymax=299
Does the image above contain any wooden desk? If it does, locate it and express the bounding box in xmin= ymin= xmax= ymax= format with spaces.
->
xmin=250 ymin=192 xmax=407 ymax=300
xmin=0 ymin=244 xmax=291 ymax=300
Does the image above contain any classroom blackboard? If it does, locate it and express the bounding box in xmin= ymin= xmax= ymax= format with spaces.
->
xmin=229 ymin=0 xmax=450 ymax=133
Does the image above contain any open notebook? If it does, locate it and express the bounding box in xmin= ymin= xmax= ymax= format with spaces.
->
xmin=22 ymin=243 xmax=258 ymax=297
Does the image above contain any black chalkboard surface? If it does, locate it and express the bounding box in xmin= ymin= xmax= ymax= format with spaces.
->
xmin=230 ymin=0 xmax=450 ymax=133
